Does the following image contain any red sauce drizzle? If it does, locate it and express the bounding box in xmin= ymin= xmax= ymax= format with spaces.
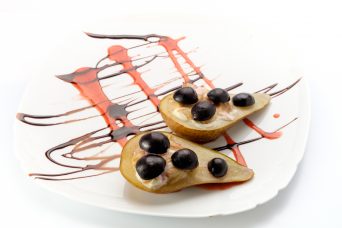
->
xmin=157 ymin=36 xmax=252 ymax=190
xmin=158 ymin=36 xmax=214 ymax=87
xmin=16 ymin=33 xmax=300 ymax=184
xmin=107 ymin=45 xmax=159 ymax=108
xmin=243 ymin=118 xmax=282 ymax=139
xmin=63 ymin=67 xmax=127 ymax=146
xmin=273 ymin=113 xmax=280 ymax=118
xmin=223 ymin=134 xmax=247 ymax=166
xmin=158 ymin=37 xmax=191 ymax=83
xmin=157 ymin=39 xmax=246 ymax=166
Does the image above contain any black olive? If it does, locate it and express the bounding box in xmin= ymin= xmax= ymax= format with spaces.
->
xmin=173 ymin=87 xmax=198 ymax=105
xmin=207 ymin=88 xmax=230 ymax=104
xmin=191 ymin=100 xmax=216 ymax=121
xmin=208 ymin=158 xmax=228 ymax=177
xmin=171 ymin=148 xmax=199 ymax=170
xmin=232 ymin=93 xmax=255 ymax=107
xmin=136 ymin=154 xmax=166 ymax=180
xmin=139 ymin=132 xmax=170 ymax=154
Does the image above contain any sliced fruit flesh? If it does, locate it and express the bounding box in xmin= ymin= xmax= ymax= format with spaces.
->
xmin=159 ymin=90 xmax=271 ymax=142
xmin=120 ymin=132 xmax=254 ymax=193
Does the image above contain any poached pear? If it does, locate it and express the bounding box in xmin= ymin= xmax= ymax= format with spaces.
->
xmin=159 ymin=86 xmax=271 ymax=143
xmin=120 ymin=132 xmax=254 ymax=193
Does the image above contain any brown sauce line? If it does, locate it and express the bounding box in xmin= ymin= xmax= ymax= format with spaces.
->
xmin=225 ymin=82 xmax=244 ymax=91
xmin=29 ymin=168 xmax=86 ymax=177
xmin=106 ymin=45 xmax=161 ymax=108
xmin=34 ymin=170 xmax=117 ymax=181
xmin=66 ymin=155 xmax=118 ymax=161
xmin=59 ymin=65 xmax=132 ymax=146
xmin=17 ymin=77 xmax=240 ymax=127
xmin=30 ymin=119 xmax=164 ymax=178
xmin=21 ymin=33 xmax=302 ymax=181
xmin=57 ymin=58 xmax=156 ymax=85
xmin=43 ymin=127 xmax=108 ymax=168
xmin=16 ymin=89 xmax=143 ymax=126
xmin=97 ymin=49 xmax=165 ymax=69
xmin=152 ymin=36 xmax=249 ymax=165
xmin=59 ymin=49 xmax=164 ymax=85
xmin=268 ymin=78 xmax=302 ymax=98
xmin=85 ymin=33 xmax=163 ymax=41
xmin=214 ymin=117 xmax=298 ymax=151
xmin=70 ymin=134 xmax=111 ymax=152
xmin=95 ymin=41 xmax=159 ymax=67
xmin=98 ymin=55 xmax=158 ymax=82
xmin=254 ymin=83 xmax=279 ymax=93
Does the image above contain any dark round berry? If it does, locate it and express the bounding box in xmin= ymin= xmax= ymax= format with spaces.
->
xmin=191 ymin=101 xmax=216 ymax=121
xmin=232 ymin=93 xmax=255 ymax=107
xmin=208 ymin=158 xmax=228 ymax=177
xmin=207 ymin=88 xmax=230 ymax=104
xmin=173 ymin=87 xmax=198 ymax=105
xmin=136 ymin=154 xmax=166 ymax=180
xmin=139 ymin=132 xmax=170 ymax=154
xmin=171 ymin=148 xmax=199 ymax=170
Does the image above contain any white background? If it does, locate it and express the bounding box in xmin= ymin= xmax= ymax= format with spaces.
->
xmin=1 ymin=1 xmax=342 ymax=227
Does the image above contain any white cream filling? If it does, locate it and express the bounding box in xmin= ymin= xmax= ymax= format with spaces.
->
xmin=135 ymin=172 xmax=169 ymax=190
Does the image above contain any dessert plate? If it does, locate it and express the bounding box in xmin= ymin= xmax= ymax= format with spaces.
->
xmin=14 ymin=15 xmax=310 ymax=217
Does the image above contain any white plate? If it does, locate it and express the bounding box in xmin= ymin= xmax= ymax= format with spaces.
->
xmin=14 ymin=16 xmax=310 ymax=217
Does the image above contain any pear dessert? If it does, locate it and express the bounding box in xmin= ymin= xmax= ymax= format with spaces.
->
xmin=159 ymin=85 xmax=271 ymax=143
xmin=120 ymin=132 xmax=254 ymax=193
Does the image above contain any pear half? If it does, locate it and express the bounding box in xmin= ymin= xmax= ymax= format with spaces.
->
xmin=159 ymin=92 xmax=271 ymax=143
xmin=120 ymin=132 xmax=254 ymax=193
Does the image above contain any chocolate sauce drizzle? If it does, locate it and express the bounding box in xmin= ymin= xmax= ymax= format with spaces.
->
xmin=16 ymin=33 xmax=301 ymax=181
xmin=214 ymin=117 xmax=298 ymax=151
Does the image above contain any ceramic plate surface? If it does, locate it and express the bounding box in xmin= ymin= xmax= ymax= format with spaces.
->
xmin=14 ymin=15 xmax=310 ymax=217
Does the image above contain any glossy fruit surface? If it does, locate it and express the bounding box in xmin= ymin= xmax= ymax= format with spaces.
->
xmin=173 ymin=87 xmax=198 ymax=105
xmin=136 ymin=154 xmax=166 ymax=180
xmin=171 ymin=148 xmax=198 ymax=170
xmin=139 ymin=132 xmax=170 ymax=154
xmin=207 ymin=88 xmax=230 ymax=104
xmin=232 ymin=93 xmax=255 ymax=107
xmin=208 ymin=158 xmax=228 ymax=177
xmin=191 ymin=101 xmax=216 ymax=121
